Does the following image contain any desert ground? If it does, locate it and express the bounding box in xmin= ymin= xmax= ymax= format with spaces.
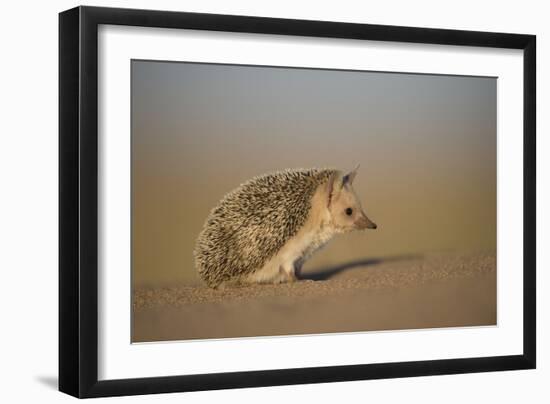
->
xmin=132 ymin=251 xmax=496 ymax=342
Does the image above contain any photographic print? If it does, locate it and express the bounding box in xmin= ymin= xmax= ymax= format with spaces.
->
xmin=59 ymin=7 xmax=536 ymax=397
xmin=131 ymin=60 xmax=497 ymax=343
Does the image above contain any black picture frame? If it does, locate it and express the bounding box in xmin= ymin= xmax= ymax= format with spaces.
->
xmin=59 ymin=5 xmax=536 ymax=398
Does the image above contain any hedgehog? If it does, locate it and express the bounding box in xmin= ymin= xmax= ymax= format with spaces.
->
xmin=193 ymin=166 xmax=377 ymax=288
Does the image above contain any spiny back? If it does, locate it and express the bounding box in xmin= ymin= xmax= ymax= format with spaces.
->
xmin=194 ymin=168 xmax=336 ymax=287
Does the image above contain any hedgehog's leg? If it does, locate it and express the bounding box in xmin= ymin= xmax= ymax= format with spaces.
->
xmin=278 ymin=263 xmax=297 ymax=283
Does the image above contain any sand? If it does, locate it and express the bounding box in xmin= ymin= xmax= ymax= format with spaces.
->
xmin=132 ymin=251 xmax=496 ymax=342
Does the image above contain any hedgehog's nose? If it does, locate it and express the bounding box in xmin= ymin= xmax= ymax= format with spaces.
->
xmin=357 ymin=214 xmax=377 ymax=230
xmin=365 ymin=219 xmax=377 ymax=229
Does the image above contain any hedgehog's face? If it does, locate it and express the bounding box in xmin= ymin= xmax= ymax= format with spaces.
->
xmin=328 ymin=167 xmax=377 ymax=233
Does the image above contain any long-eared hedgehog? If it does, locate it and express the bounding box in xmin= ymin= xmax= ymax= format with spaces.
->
xmin=194 ymin=167 xmax=377 ymax=288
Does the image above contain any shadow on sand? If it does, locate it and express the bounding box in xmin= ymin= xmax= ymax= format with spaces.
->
xmin=302 ymin=254 xmax=423 ymax=281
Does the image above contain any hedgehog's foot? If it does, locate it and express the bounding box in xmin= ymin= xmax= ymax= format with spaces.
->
xmin=214 ymin=277 xmax=246 ymax=289
xmin=278 ymin=265 xmax=297 ymax=283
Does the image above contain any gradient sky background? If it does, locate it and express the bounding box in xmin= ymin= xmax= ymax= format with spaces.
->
xmin=132 ymin=60 xmax=496 ymax=288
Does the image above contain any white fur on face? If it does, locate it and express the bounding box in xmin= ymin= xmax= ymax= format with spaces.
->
xmin=329 ymin=183 xmax=368 ymax=233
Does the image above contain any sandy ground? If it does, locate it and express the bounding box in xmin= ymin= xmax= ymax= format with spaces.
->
xmin=132 ymin=251 xmax=496 ymax=342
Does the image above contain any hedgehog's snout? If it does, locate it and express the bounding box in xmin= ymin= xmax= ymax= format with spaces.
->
xmin=356 ymin=213 xmax=377 ymax=230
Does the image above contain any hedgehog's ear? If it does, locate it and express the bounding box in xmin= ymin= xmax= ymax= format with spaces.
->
xmin=342 ymin=164 xmax=359 ymax=188
xmin=327 ymin=172 xmax=338 ymax=207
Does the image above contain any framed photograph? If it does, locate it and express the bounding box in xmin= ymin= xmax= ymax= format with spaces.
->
xmin=59 ymin=6 xmax=536 ymax=398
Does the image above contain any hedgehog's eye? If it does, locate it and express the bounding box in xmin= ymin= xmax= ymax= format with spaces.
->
xmin=345 ymin=208 xmax=353 ymax=216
